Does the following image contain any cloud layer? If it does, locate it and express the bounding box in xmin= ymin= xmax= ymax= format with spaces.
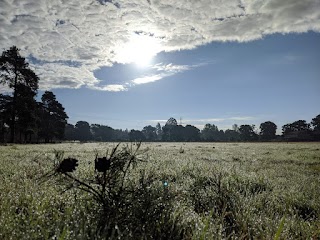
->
xmin=1 ymin=0 xmax=319 ymax=91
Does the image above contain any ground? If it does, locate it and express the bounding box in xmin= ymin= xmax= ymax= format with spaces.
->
xmin=0 ymin=142 xmax=319 ymax=239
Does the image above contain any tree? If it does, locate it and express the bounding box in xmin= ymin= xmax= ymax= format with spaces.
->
xmin=239 ymin=125 xmax=258 ymax=141
xmin=171 ymin=125 xmax=185 ymax=141
xmin=0 ymin=46 xmax=39 ymax=142
xmin=282 ymin=120 xmax=312 ymax=141
xmin=224 ymin=129 xmax=240 ymax=141
xmin=142 ymin=125 xmax=157 ymax=141
xmin=166 ymin=117 xmax=178 ymax=126
xmin=184 ymin=125 xmax=200 ymax=141
xmin=282 ymin=120 xmax=310 ymax=134
xmin=155 ymin=122 xmax=162 ymax=141
xmin=113 ymin=129 xmax=129 ymax=141
xmin=65 ymin=123 xmax=76 ymax=141
xmin=91 ymin=124 xmax=114 ymax=141
xmin=259 ymin=121 xmax=277 ymax=141
xmin=232 ymin=124 xmax=239 ymax=132
xmin=38 ymin=91 xmax=68 ymax=142
xmin=75 ymin=121 xmax=92 ymax=142
xmin=0 ymin=94 xmax=12 ymax=142
xmin=15 ymin=84 xmax=38 ymax=142
xmin=162 ymin=117 xmax=178 ymax=141
xmin=129 ymin=130 xmax=145 ymax=142
xmin=311 ymin=114 xmax=320 ymax=140
xmin=311 ymin=114 xmax=320 ymax=131
xmin=201 ymin=123 xmax=219 ymax=141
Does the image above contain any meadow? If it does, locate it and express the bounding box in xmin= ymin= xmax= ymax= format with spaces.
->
xmin=0 ymin=142 xmax=319 ymax=239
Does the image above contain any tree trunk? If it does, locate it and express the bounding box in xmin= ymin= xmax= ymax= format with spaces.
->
xmin=10 ymin=65 xmax=18 ymax=143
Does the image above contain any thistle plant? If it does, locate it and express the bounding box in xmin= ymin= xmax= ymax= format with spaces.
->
xmin=41 ymin=143 xmax=181 ymax=239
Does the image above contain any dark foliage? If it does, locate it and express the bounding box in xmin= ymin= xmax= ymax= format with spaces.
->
xmin=0 ymin=47 xmax=67 ymax=143
xmin=0 ymin=46 xmax=39 ymax=142
xmin=95 ymin=156 xmax=111 ymax=172
xmin=43 ymin=143 xmax=185 ymax=239
xmin=56 ymin=158 xmax=79 ymax=173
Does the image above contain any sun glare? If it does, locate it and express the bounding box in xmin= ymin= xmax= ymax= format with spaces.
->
xmin=116 ymin=34 xmax=161 ymax=67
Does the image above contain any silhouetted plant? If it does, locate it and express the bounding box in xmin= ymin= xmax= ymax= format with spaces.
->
xmin=41 ymin=143 xmax=183 ymax=239
xmin=56 ymin=158 xmax=78 ymax=173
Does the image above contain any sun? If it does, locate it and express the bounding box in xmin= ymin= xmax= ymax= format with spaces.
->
xmin=116 ymin=34 xmax=161 ymax=67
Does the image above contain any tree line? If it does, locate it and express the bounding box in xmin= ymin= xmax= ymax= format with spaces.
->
xmin=0 ymin=46 xmax=68 ymax=143
xmin=63 ymin=115 xmax=320 ymax=143
xmin=1 ymin=46 xmax=319 ymax=143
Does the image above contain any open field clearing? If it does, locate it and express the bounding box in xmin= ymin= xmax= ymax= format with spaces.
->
xmin=0 ymin=142 xmax=319 ymax=239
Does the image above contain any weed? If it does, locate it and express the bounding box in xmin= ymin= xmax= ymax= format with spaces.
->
xmin=41 ymin=143 xmax=184 ymax=239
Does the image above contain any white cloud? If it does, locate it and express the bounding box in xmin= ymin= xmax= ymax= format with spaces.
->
xmin=184 ymin=118 xmax=225 ymax=123
xmin=131 ymin=74 xmax=165 ymax=85
xmin=89 ymin=84 xmax=127 ymax=92
xmin=131 ymin=62 xmax=204 ymax=85
xmin=0 ymin=0 xmax=319 ymax=91
xmin=152 ymin=63 xmax=190 ymax=72
xmin=149 ymin=116 xmax=256 ymax=124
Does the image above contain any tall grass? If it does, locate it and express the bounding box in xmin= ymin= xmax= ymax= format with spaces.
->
xmin=0 ymin=142 xmax=319 ymax=239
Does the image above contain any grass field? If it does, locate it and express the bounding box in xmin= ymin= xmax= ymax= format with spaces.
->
xmin=0 ymin=142 xmax=319 ymax=239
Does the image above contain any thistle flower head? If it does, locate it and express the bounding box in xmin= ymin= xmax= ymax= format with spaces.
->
xmin=56 ymin=158 xmax=78 ymax=173
xmin=95 ymin=156 xmax=111 ymax=173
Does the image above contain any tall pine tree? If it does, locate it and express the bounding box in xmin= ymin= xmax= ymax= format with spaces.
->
xmin=0 ymin=46 xmax=39 ymax=142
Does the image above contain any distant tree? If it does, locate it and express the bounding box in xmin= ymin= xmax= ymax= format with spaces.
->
xmin=171 ymin=125 xmax=185 ymax=141
xmin=232 ymin=124 xmax=239 ymax=132
xmin=184 ymin=125 xmax=200 ymax=141
xmin=113 ymin=129 xmax=129 ymax=141
xmin=142 ymin=125 xmax=157 ymax=141
xmin=217 ymin=129 xmax=226 ymax=141
xmin=38 ymin=91 xmax=68 ymax=142
xmin=166 ymin=117 xmax=178 ymax=126
xmin=0 ymin=46 xmax=39 ymax=142
xmin=259 ymin=121 xmax=277 ymax=141
xmin=282 ymin=120 xmax=310 ymax=134
xmin=311 ymin=114 xmax=320 ymax=140
xmin=311 ymin=114 xmax=320 ymax=131
xmin=282 ymin=120 xmax=312 ymax=141
xmin=201 ymin=123 xmax=219 ymax=141
xmin=155 ymin=122 xmax=162 ymax=141
xmin=129 ymin=129 xmax=145 ymax=142
xmin=239 ymin=125 xmax=258 ymax=141
xmin=91 ymin=124 xmax=114 ymax=141
xmin=224 ymin=129 xmax=240 ymax=141
xmin=162 ymin=117 xmax=178 ymax=141
xmin=75 ymin=121 xmax=92 ymax=141
xmin=65 ymin=123 xmax=76 ymax=141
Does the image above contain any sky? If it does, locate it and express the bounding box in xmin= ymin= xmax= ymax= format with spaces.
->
xmin=1 ymin=0 xmax=320 ymax=132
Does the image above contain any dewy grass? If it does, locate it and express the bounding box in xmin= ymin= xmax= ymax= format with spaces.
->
xmin=0 ymin=142 xmax=319 ymax=239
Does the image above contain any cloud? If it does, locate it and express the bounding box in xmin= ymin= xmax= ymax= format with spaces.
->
xmin=149 ymin=116 xmax=256 ymax=124
xmin=152 ymin=63 xmax=190 ymax=72
xmin=131 ymin=74 xmax=165 ymax=85
xmin=89 ymin=84 xmax=127 ymax=92
xmin=131 ymin=62 xmax=204 ymax=85
xmin=0 ymin=0 xmax=319 ymax=91
xmin=184 ymin=118 xmax=225 ymax=123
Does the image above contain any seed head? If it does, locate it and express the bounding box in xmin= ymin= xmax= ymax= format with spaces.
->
xmin=95 ymin=157 xmax=111 ymax=172
xmin=56 ymin=158 xmax=79 ymax=173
